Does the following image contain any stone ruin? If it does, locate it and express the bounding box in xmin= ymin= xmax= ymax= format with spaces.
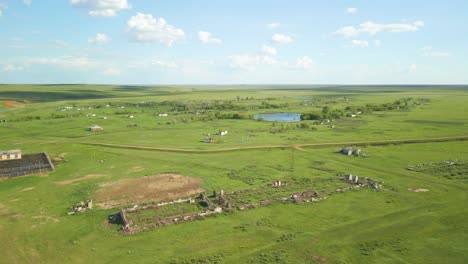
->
xmin=68 ymin=200 xmax=93 ymax=215
xmin=342 ymin=174 xmax=381 ymax=190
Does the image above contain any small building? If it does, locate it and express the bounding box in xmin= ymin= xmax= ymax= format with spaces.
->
xmin=339 ymin=147 xmax=362 ymax=156
xmin=215 ymin=130 xmax=228 ymax=136
xmin=201 ymin=138 xmax=217 ymax=143
xmin=88 ymin=124 xmax=103 ymax=132
xmin=0 ymin=150 xmax=22 ymax=161
xmin=158 ymin=113 xmax=168 ymax=117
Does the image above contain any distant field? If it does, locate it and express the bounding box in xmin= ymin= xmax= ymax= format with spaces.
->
xmin=0 ymin=84 xmax=467 ymax=264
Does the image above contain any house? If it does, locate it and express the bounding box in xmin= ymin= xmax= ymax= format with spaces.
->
xmin=158 ymin=113 xmax=168 ymax=117
xmin=128 ymin=115 xmax=134 ymax=119
xmin=0 ymin=150 xmax=22 ymax=161
xmin=88 ymin=124 xmax=103 ymax=131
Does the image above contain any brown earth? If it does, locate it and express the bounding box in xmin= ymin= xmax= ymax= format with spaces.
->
xmin=3 ymin=101 xmax=24 ymax=108
xmin=93 ymin=174 xmax=204 ymax=209
xmin=54 ymin=174 xmax=108 ymax=185
xmin=408 ymin=188 xmax=429 ymax=192
xmin=129 ymin=166 xmax=145 ymax=173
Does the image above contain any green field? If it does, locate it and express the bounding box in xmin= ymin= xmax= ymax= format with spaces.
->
xmin=0 ymin=84 xmax=467 ymax=263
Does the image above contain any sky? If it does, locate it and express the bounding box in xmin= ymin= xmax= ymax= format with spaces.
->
xmin=0 ymin=0 xmax=467 ymax=84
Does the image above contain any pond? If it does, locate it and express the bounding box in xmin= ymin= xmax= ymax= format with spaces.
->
xmin=254 ymin=113 xmax=302 ymax=122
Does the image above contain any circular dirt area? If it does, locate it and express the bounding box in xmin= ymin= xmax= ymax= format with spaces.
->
xmin=93 ymin=174 xmax=204 ymax=208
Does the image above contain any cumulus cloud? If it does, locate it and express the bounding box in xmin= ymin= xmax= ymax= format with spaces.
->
xmin=127 ymin=13 xmax=185 ymax=46
xmin=152 ymin=60 xmax=178 ymax=68
xmin=70 ymin=0 xmax=131 ymax=17
xmin=294 ymin=56 xmax=314 ymax=70
xmin=335 ymin=21 xmax=424 ymax=37
xmin=272 ymin=33 xmax=293 ymax=44
xmin=198 ymin=31 xmax=222 ymax=44
xmin=260 ymin=45 xmax=277 ymax=56
xmin=409 ymin=64 xmax=417 ymax=73
xmin=88 ymin=33 xmax=110 ymax=44
xmin=347 ymin=7 xmax=358 ymax=14
xmin=23 ymin=0 xmax=32 ymax=6
xmin=374 ymin=39 xmax=381 ymax=47
xmin=2 ymin=64 xmax=24 ymax=71
xmin=267 ymin=22 xmax=281 ymax=28
xmin=351 ymin=39 xmax=369 ymax=47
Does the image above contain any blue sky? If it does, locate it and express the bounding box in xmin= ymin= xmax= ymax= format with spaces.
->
xmin=0 ymin=0 xmax=467 ymax=84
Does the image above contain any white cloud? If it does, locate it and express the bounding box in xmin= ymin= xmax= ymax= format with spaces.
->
xmin=294 ymin=56 xmax=314 ymax=70
xmin=409 ymin=64 xmax=417 ymax=73
xmin=228 ymin=54 xmax=276 ymax=71
xmin=421 ymin=46 xmax=451 ymax=57
xmin=127 ymin=13 xmax=185 ymax=46
xmin=25 ymin=56 xmax=96 ymax=68
xmin=2 ymin=64 xmax=24 ymax=71
xmin=70 ymin=0 xmax=131 ymax=17
xmin=374 ymin=39 xmax=381 ymax=47
xmin=347 ymin=7 xmax=358 ymax=14
xmin=335 ymin=21 xmax=424 ymax=37
xmin=198 ymin=31 xmax=222 ymax=44
xmin=152 ymin=60 xmax=178 ymax=68
xmin=23 ymin=0 xmax=32 ymax=6
xmin=101 ymin=68 xmax=121 ymax=75
xmin=267 ymin=22 xmax=281 ymax=28
xmin=88 ymin=33 xmax=110 ymax=44
xmin=0 ymin=1 xmax=7 ymax=16
xmin=424 ymin=52 xmax=451 ymax=57
xmin=351 ymin=39 xmax=369 ymax=47
xmin=260 ymin=45 xmax=277 ymax=56
xmin=272 ymin=33 xmax=293 ymax=44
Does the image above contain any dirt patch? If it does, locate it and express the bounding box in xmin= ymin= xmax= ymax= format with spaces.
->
xmin=21 ymin=187 xmax=36 ymax=192
xmin=311 ymin=256 xmax=327 ymax=264
xmin=93 ymin=174 xmax=204 ymax=209
xmin=3 ymin=101 xmax=24 ymax=109
xmin=408 ymin=188 xmax=429 ymax=192
xmin=54 ymin=174 xmax=108 ymax=185
xmin=129 ymin=166 xmax=145 ymax=173
xmin=33 ymin=216 xmax=60 ymax=223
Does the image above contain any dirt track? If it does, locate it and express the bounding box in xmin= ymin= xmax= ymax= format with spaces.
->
xmin=83 ymin=135 xmax=468 ymax=153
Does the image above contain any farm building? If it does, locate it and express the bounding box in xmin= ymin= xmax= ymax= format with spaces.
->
xmin=339 ymin=147 xmax=362 ymax=156
xmin=215 ymin=130 xmax=228 ymax=136
xmin=88 ymin=124 xmax=103 ymax=131
xmin=0 ymin=150 xmax=22 ymax=161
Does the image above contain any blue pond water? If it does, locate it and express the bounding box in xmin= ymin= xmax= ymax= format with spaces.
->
xmin=254 ymin=113 xmax=301 ymax=122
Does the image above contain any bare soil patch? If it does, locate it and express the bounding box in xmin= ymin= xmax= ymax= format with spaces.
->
xmin=408 ymin=188 xmax=429 ymax=192
xmin=93 ymin=174 xmax=204 ymax=209
xmin=21 ymin=187 xmax=36 ymax=192
xmin=129 ymin=166 xmax=145 ymax=173
xmin=32 ymin=215 xmax=60 ymax=223
xmin=54 ymin=174 xmax=108 ymax=185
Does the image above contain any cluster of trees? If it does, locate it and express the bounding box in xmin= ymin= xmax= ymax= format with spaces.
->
xmin=301 ymin=98 xmax=416 ymax=121
xmin=301 ymin=106 xmax=345 ymax=120
xmin=269 ymin=122 xmax=317 ymax=134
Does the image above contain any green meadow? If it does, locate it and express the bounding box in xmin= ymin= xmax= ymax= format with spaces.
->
xmin=0 ymin=84 xmax=467 ymax=263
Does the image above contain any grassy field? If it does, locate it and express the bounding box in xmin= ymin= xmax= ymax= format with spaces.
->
xmin=0 ymin=84 xmax=467 ymax=263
